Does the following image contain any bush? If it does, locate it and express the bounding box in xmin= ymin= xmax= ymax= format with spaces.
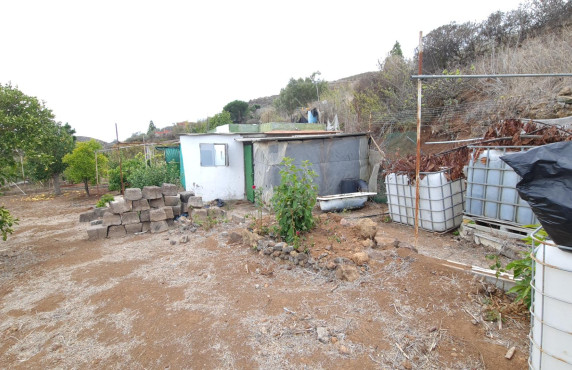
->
xmin=96 ymin=194 xmax=115 ymax=208
xmin=0 ymin=206 xmax=18 ymax=241
xmin=271 ymin=157 xmax=318 ymax=244
xmin=129 ymin=162 xmax=180 ymax=189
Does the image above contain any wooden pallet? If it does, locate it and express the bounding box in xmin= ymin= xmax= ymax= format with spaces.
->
xmin=460 ymin=216 xmax=532 ymax=255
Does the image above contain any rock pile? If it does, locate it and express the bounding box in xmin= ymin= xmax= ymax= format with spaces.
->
xmin=81 ymin=184 xmax=208 ymax=240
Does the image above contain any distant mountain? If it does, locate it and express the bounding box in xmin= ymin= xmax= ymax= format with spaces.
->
xmin=75 ymin=136 xmax=112 ymax=148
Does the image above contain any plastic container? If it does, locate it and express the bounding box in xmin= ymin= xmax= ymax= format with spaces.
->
xmin=340 ymin=179 xmax=358 ymax=194
xmin=530 ymin=229 xmax=572 ymax=369
xmin=385 ymin=169 xmax=465 ymax=232
xmin=465 ymin=146 xmax=537 ymax=225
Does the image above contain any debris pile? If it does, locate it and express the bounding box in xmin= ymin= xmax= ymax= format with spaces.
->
xmin=383 ymin=119 xmax=571 ymax=181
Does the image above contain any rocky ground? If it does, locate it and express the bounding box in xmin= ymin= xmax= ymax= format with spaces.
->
xmin=0 ymin=190 xmax=529 ymax=369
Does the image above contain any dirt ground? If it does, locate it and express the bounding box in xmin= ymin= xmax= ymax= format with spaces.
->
xmin=0 ymin=190 xmax=529 ymax=369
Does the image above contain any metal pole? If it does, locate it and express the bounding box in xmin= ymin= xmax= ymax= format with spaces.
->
xmin=411 ymin=73 xmax=572 ymax=79
xmin=95 ymin=151 xmax=99 ymax=195
xmin=415 ymin=31 xmax=423 ymax=245
xmin=116 ymin=123 xmax=124 ymax=195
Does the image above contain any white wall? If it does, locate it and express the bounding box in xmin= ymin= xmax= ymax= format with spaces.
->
xmin=180 ymin=134 xmax=245 ymax=201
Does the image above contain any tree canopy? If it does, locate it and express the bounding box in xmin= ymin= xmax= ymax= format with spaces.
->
xmin=0 ymin=83 xmax=56 ymax=172
xmin=274 ymin=72 xmax=328 ymax=115
xmin=207 ymin=111 xmax=232 ymax=131
xmin=63 ymin=140 xmax=107 ymax=196
xmin=223 ymin=100 xmax=249 ymax=123
xmin=26 ymin=123 xmax=76 ymax=194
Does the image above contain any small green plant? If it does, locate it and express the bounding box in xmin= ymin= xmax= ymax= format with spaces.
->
xmin=486 ymin=254 xmax=505 ymax=279
xmin=96 ymin=194 xmax=115 ymax=208
xmin=271 ymin=157 xmax=318 ymax=244
xmin=505 ymin=252 xmax=533 ymax=309
xmin=0 ymin=206 xmax=19 ymax=241
xmin=452 ymin=228 xmax=460 ymax=236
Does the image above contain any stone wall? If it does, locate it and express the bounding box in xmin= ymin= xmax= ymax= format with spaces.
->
xmin=81 ymin=183 xmax=207 ymax=240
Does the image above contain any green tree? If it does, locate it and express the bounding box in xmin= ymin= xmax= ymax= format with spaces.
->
xmin=223 ymin=100 xmax=249 ymax=123
xmin=207 ymin=111 xmax=232 ymax=131
xmin=390 ymin=41 xmax=403 ymax=57
xmin=274 ymin=72 xmax=328 ymax=115
xmin=63 ymin=140 xmax=107 ymax=196
xmin=0 ymin=83 xmax=56 ymax=175
xmin=147 ymin=120 xmax=156 ymax=137
xmin=26 ymin=122 xmax=76 ymax=195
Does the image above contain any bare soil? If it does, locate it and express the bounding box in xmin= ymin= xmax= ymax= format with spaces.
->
xmin=0 ymin=191 xmax=529 ymax=369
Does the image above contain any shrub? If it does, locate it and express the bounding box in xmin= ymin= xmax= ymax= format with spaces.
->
xmin=96 ymin=194 xmax=115 ymax=208
xmin=0 ymin=206 xmax=18 ymax=241
xmin=129 ymin=162 xmax=180 ymax=189
xmin=271 ymin=157 xmax=318 ymax=243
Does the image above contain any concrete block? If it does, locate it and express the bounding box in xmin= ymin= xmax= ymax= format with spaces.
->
xmin=208 ymin=208 xmax=226 ymax=218
xmin=142 ymin=186 xmax=162 ymax=199
xmin=162 ymin=206 xmax=174 ymax=220
xmin=125 ymin=223 xmax=143 ymax=234
xmin=94 ymin=207 xmax=108 ymax=218
xmin=107 ymin=225 xmax=127 ymax=238
xmin=124 ymin=188 xmax=142 ymax=201
xmin=87 ymin=225 xmax=108 ymax=241
xmin=141 ymin=221 xmax=151 ymax=233
xmin=132 ymin=199 xmax=150 ymax=211
xmin=121 ymin=211 xmax=140 ymax=225
xmin=191 ymin=208 xmax=208 ymax=223
xmin=150 ymin=220 xmax=169 ymax=233
xmin=187 ymin=196 xmax=203 ymax=208
xmin=164 ymin=195 xmax=180 ymax=207
xmin=149 ymin=198 xmax=165 ymax=208
xmin=109 ymin=198 xmax=132 ymax=214
xmin=140 ymin=209 xmax=150 ymax=222
xmin=103 ymin=212 xmax=121 ymax=226
xmin=172 ymin=205 xmax=181 ymax=217
xmin=162 ymin=183 xmax=178 ymax=196
xmin=90 ymin=219 xmax=103 ymax=226
xmin=179 ymin=191 xmax=195 ymax=203
xmin=150 ymin=208 xmax=167 ymax=222
xmin=167 ymin=219 xmax=175 ymax=227
xmin=79 ymin=210 xmax=97 ymax=223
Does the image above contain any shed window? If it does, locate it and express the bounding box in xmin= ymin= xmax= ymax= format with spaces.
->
xmin=200 ymin=143 xmax=228 ymax=166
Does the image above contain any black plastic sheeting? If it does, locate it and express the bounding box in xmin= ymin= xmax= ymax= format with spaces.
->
xmin=501 ymin=141 xmax=572 ymax=251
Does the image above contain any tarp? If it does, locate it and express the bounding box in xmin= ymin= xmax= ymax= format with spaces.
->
xmin=501 ymin=141 xmax=572 ymax=250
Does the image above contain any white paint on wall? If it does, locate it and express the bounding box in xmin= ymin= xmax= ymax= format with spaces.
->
xmin=180 ymin=134 xmax=245 ymax=201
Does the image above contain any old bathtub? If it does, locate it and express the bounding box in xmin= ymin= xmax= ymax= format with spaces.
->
xmin=316 ymin=192 xmax=377 ymax=212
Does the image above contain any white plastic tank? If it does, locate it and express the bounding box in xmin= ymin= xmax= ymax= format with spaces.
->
xmin=500 ymin=166 xmax=518 ymax=221
xmin=483 ymin=149 xmax=503 ymax=219
xmin=466 ymin=151 xmax=486 ymax=216
xmin=530 ymin=239 xmax=572 ymax=369
xmin=385 ymin=170 xmax=464 ymax=232
xmin=465 ymin=146 xmax=538 ymax=225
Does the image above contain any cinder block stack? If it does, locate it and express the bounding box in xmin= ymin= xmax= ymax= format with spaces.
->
xmin=85 ymin=183 xmax=191 ymax=240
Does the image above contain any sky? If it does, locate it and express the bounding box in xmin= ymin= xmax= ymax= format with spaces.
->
xmin=1 ymin=0 xmax=525 ymax=143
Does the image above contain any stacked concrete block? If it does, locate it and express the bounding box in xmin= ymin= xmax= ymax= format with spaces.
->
xmin=87 ymin=183 xmax=183 ymax=240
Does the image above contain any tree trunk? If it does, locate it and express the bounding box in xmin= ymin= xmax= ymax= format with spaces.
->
xmin=53 ymin=173 xmax=62 ymax=196
xmin=83 ymin=179 xmax=90 ymax=196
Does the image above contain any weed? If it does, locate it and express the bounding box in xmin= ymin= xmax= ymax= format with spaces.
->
xmin=96 ymin=193 xmax=115 ymax=208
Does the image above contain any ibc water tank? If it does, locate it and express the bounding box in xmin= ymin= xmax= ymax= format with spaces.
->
xmin=530 ymin=240 xmax=572 ymax=369
xmin=483 ymin=150 xmax=503 ymax=219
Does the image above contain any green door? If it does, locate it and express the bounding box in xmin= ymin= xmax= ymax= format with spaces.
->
xmin=244 ymin=143 xmax=254 ymax=202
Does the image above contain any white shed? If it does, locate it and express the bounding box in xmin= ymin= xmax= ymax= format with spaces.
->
xmin=179 ymin=133 xmax=246 ymax=202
